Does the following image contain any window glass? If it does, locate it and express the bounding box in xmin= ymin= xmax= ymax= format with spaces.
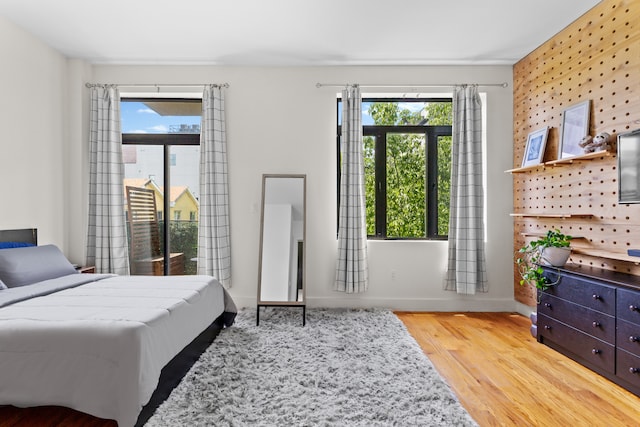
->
xmin=338 ymin=97 xmax=452 ymax=240
xmin=436 ymin=135 xmax=452 ymax=235
xmin=121 ymin=98 xmax=201 ymax=275
xmin=363 ymin=134 xmax=376 ymax=236
xmin=386 ymin=133 xmax=426 ymax=238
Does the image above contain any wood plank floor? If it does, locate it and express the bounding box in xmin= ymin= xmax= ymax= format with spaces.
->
xmin=2 ymin=312 xmax=640 ymax=426
xmin=396 ymin=312 xmax=640 ymax=426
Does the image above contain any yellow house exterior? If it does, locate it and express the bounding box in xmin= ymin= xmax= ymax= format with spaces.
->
xmin=166 ymin=185 xmax=199 ymax=221
xmin=123 ymin=178 xmax=199 ymax=222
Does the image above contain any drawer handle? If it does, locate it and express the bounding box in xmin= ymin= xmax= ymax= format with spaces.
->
xmin=592 ymin=294 xmax=601 ymax=300
xmin=544 ymin=303 xmax=552 ymax=308
xmin=592 ymin=349 xmax=601 ymax=355
xmin=630 ymin=305 xmax=639 ymax=312
xmin=592 ymin=321 xmax=601 ymax=328
xmin=630 ymin=367 xmax=640 ymax=374
xmin=544 ymin=325 xmax=552 ymax=330
xmin=630 ymin=336 xmax=640 ymax=343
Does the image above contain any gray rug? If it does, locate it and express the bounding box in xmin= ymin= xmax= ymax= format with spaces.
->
xmin=146 ymin=308 xmax=478 ymax=426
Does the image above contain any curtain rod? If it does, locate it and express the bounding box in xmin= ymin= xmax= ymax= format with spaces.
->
xmin=315 ymin=82 xmax=508 ymax=89
xmin=84 ymin=83 xmax=229 ymax=89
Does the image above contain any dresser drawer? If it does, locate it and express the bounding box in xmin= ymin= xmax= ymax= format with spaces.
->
xmin=617 ymin=288 xmax=640 ymax=325
xmin=541 ymin=270 xmax=615 ymax=315
xmin=616 ymin=349 xmax=640 ymax=389
xmin=538 ymin=314 xmax=615 ymax=373
xmin=616 ymin=318 xmax=640 ymax=356
xmin=538 ymin=293 xmax=615 ymax=344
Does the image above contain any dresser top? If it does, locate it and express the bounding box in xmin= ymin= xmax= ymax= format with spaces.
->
xmin=545 ymin=263 xmax=640 ymax=291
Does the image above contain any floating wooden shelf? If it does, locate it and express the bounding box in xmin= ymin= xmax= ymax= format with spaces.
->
xmin=504 ymin=164 xmax=544 ymax=174
xmin=506 ymin=151 xmax=614 ymax=173
xmin=510 ymin=213 xmax=593 ymax=219
xmin=571 ymin=248 xmax=640 ymax=265
xmin=521 ymin=232 xmax=585 ymax=239
xmin=546 ymin=150 xmax=613 ymax=166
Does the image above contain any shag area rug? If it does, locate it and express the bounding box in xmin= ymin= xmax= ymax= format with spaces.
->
xmin=146 ymin=308 xmax=477 ymax=426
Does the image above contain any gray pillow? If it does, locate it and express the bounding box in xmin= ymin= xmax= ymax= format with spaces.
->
xmin=0 ymin=244 xmax=78 ymax=288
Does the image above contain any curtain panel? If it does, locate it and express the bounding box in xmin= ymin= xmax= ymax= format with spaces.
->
xmin=335 ymin=85 xmax=369 ymax=293
xmin=86 ymin=86 xmax=130 ymax=275
xmin=444 ymin=85 xmax=488 ymax=294
xmin=197 ymin=85 xmax=232 ymax=287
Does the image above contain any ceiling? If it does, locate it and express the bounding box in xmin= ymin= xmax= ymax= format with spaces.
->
xmin=0 ymin=0 xmax=601 ymax=66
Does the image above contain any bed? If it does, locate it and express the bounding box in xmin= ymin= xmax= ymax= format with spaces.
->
xmin=0 ymin=228 xmax=236 ymax=427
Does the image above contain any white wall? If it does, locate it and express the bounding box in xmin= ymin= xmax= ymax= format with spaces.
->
xmin=86 ymin=65 xmax=515 ymax=311
xmin=0 ymin=16 xmax=70 ymax=249
xmin=0 ymin=17 xmax=516 ymax=312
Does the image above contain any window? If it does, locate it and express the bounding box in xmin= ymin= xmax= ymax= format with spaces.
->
xmin=121 ymin=98 xmax=201 ymax=275
xmin=337 ymin=97 xmax=452 ymax=240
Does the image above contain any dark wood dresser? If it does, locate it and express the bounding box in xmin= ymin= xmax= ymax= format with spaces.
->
xmin=537 ymin=264 xmax=640 ymax=397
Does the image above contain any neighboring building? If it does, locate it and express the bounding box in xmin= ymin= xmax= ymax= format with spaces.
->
xmin=123 ymin=178 xmax=199 ymax=222
xmin=164 ymin=185 xmax=199 ymax=221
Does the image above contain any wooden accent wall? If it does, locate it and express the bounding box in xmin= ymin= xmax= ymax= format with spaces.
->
xmin=513 ymin=0 xmax=640 ymax=306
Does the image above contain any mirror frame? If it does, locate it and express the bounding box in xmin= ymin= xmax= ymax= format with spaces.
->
xmin=256 ymin=174 xmax=306 ymax=326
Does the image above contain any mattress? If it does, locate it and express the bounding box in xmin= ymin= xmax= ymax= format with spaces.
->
xmin=0 ymin=273 xmax=235 ymax=427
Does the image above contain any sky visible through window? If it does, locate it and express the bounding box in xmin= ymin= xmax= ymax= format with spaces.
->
xmin=122 ymin=99 xmax=427 ymax=130
xmin=120 ymin=101 xmax=201 ymax=133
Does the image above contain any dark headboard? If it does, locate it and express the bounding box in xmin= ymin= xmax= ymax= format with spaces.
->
xmin=0 ymin=228 xmax=37 ymax=245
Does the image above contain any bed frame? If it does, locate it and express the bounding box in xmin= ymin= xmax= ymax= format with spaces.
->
xmin=0 ymin=228 xmax=224 ymax=426
xmin=0 ymin=228 xmax=37 ymax=245
xmin=136 ymin=321 xmax=223 ymax=426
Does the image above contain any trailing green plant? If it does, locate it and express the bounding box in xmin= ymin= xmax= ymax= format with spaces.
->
xmin=516 ymin=229 xmax=572 ymax=291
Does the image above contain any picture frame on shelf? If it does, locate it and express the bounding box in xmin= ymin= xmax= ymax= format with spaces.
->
xmin=521 ymin=126 xmax=549 ymax=167
xmin=559 ymin=100 xmax=591 ymax=159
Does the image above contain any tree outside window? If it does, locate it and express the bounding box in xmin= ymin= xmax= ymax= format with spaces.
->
xmin=338 ymin=98 xmax=452 ymax=240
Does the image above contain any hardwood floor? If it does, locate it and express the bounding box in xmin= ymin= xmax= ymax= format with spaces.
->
xmin=2 ymin=312 xmax=639 ymax=426
xmin=396 ymin=312 xmax=640 ymax=426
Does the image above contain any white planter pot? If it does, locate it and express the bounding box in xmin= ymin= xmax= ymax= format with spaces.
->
xmin=540 ymin=246 xmax=571 ymax=267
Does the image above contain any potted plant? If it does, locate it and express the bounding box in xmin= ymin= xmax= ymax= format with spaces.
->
xmin=516 ymin=229 xmax=572 ymax=291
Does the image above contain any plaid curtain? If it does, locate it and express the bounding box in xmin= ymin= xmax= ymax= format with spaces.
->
xmin=86 ymin=86 xmax=130 ymax=275
xmin=197 ymin=85 xmax=232 ymax=287
xmin=444 ymin=85 xmax=488 ymax=294
xmin=335 ymin=85 xmax=368 ymax=293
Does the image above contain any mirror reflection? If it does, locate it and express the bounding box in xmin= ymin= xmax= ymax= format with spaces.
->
xmin=257 ymin=174 xmax=306 ymax=311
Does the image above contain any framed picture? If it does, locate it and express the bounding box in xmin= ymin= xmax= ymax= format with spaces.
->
xmin=559 ymin=100 xmax=591 ymax=159
xmin=521 ymin=127 xmax=549 ymax=167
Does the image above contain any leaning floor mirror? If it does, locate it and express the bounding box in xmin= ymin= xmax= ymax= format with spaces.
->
xmin=257 ymin=174 xmax=306 ymax=326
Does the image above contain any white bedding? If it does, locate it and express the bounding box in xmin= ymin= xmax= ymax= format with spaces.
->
xmin=0 ymin=273 xmax=235 ymax=427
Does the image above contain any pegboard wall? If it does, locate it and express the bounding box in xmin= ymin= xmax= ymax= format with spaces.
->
xmin=512 ymin=0 xmax=640 ymax=306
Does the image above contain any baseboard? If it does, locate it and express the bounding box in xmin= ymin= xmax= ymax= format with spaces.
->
xmin=232 ymin=295 xmax=518 ymax=312
xmin=310 ymin=296 xmax=517 ymax=312
xmin=514 ymin=301 xmax=536 ymax=317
